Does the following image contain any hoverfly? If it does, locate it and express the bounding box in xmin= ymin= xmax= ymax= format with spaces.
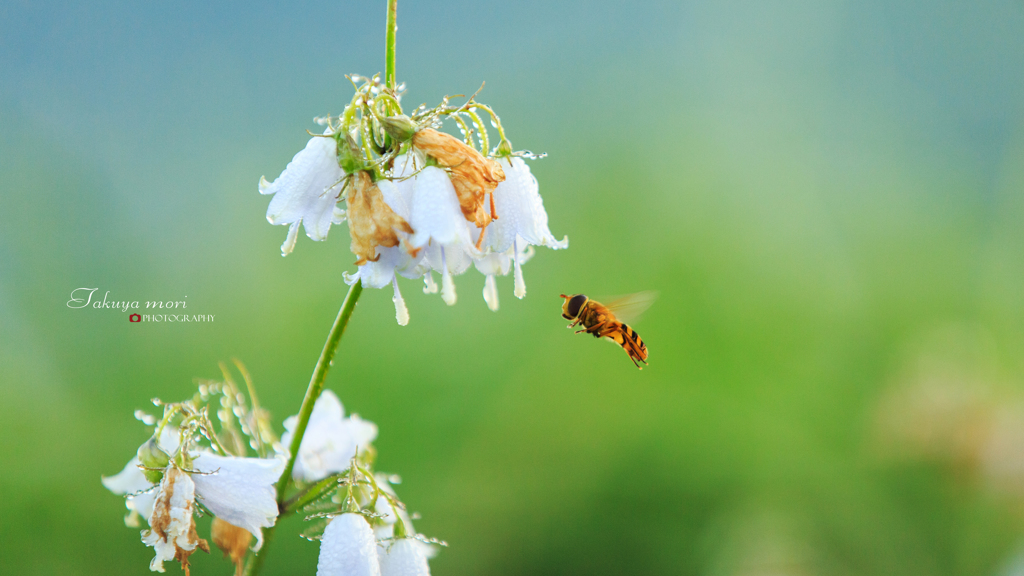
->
xmin=559 ymin=291 xmax=657 ymax=369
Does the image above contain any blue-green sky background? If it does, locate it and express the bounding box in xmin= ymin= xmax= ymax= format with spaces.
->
xmin=4 ymin=1 xmax=1024 ymax=574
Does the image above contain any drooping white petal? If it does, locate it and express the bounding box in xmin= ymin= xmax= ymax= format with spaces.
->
xmin=377 ymin=178 xmax=413 ymax=221
xmin=472 ymin=250 xmax=512 ymax=277
xmin=422 ymin=271 xmax=439 ymax=294
xmin=191 ymin=453 xmax=284 ymax=551
xmin=345 ymin=414 xmax=379 ymax=448
xmin=332 ymin=206 xmax=347 ymax=225
xmin=281 ymin=390 xmax=378 ymax=482
xmin=377 ymin=539 xmax=431 ymax=576
xmin=482 ymin=157 xmax=568 ymax=252
xmin=281 ymin=222 xmax=301 ymax=256
xmin=517 ymin=242 xmax=536 ymax=266
xmin=440 ymin=249 xmax=457 ymax=306
xmin=317 ymin=514 xmax=382 ymax=576
xmin=392 ymin=277 xmax=410 ymax=326
xmin=262 ymin=135 xmax=345 ymax=246
xmin=354 ymin=246 xmax=416 ymax=289
xmin=482 ymin=275 xmax=499 ymax=311
xmin=407 ymin=167 xmax=471 ymax=250
xmin=347 ymin=248 xmax=425 ymax=291
xmin=513 ymin=237 xmax=526 ymax=299
xmin=103 ymin=457 xmax=159 ymax=523
xmin=424 ymin=242 xmax=475 ymax=276
xmin=102 ymin=457 xmax=152 ymax=498
xmin=472 ymin=248 xmax=511 ymax=311
xmin=130 ymin=489 xmax=159 ymax=525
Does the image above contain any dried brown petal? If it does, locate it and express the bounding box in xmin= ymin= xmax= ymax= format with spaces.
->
xmin=346 ymin=171 xmax=414 ymax=265
xmin=212 ymin=517 xmax=253 ymax=576
xmin=144 ymin=467 xmax=209 ymax=576
xmin=175 ymin=534 xmax=211 ymax=576
xmin=412 ymin=128 xmax=506 ymax=228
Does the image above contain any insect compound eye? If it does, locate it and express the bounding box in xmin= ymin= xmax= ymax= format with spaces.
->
xmin=567 ymin=294 xmax=587 ymax=317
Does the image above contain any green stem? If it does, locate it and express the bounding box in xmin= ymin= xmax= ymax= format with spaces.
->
xmin=280 ymin=472 xmax=349 ymax=515
xmin=243 ymin=279 xmax=364 ymax=576
xmin=278 ymin=279 xmax=363 ymax=497
xmin=385 ymin=0 xmax=397 ymax=90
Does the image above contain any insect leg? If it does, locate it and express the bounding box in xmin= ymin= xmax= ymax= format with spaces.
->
xmin=577 ymin=321 xmax=607 ymax=335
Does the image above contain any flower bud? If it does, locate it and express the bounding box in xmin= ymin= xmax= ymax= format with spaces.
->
xmin=317 ymin=513 xmax=381 ymax=576
xmin=137 ymin=437 xmax=170 ymax=484
xmin=380 ymin=115 xmax=417 ymax=143
xmin=377 ymin=538 xmax=430 ymax=576
xmin=338 ymin=132 xmax=365 ymax=174
xmin=393 ymin=516 xmax=409 ymax=539
xmin=495 ymin=139 xmax=513 ymax=157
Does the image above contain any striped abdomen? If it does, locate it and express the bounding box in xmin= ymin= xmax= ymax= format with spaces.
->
xmin=620 ymin=323 xmax=648 ymax=362
xmin=602 ymin=321 xmax=648 ymax=365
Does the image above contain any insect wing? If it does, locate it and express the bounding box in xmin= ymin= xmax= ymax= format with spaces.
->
xmin=601 ymin=290 xmax=658 ymax=324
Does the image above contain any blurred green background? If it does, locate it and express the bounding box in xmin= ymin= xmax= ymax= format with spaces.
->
xmin=4 ymin=1 xmax=1024 ymax=574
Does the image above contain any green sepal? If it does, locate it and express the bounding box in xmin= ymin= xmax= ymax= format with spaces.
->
xmin=337 ymin=132 xmax=365 ymax=174
xmin=137 ymin=438 xmax=169 ymax=484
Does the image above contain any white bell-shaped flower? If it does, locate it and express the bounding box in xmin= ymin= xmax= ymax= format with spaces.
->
xmin=260 ymin=134 xmax=346 ymax=256
xmin=371 ymin=475 xmax=413 ymax=540
xmin=377 ymin=539 xmax=431 ymax=576
xmin=371 ymin=475 xmax=438 ymax=562
xmin=105 ymin=435 xmax=282 ymax=557
xmin=482 ymin=157 xmax=567 ymax=252
xmin=190 ymin=453 xmax=284 ymax=551
xmin=102 ymin=427 xmax=181 ymax=525
xmin=317 ymin=513 xmax=382 ymax=576
xmin=405 ymin=166 xmax=472 ymax=251
xmin=281 ymin=390 xmax=378 ymax=482
xmin=403 ymin=165 xmax=478 ymax=306
xmin=478 ymin=157 xmax=567 ymax=298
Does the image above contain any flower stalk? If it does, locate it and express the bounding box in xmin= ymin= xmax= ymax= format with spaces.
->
xmin=385 ymin=0 xmax=397 ymax=90
xmin=275 ymin=279 xmax=364 ymax=500
xmin=245 ymin=279 xmax=364 ymax=576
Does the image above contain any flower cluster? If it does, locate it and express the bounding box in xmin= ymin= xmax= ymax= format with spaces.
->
xmin=293 ymin=391 xmax=442 ymax=576
xmin=260 ymin=75 xmax=567 ymax=324
xmin=101 ymin=385 xmax=282 ymax=576
xmin=103 ymin=366 xmax=439 ymax=576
